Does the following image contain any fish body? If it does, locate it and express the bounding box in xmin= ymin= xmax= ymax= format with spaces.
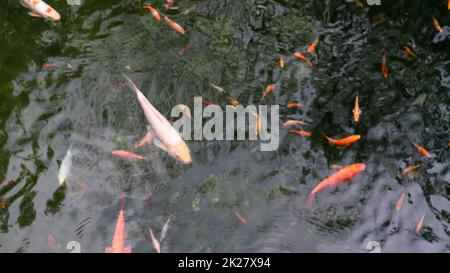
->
xmin=353 ymin=95 xmax=361 ymax=122
xmin=283 ymin=120 xmax=307 ymax=127
xmin=164 ymin=16 xmax=185 ymax=35
xmin=306 ymin=163 xmax=366 ymax=206
xmin=234 ymin=210 xmax=247 ymax=224
xmin=324 ymin=134 xmax=361 ymax=147
xmin=279 ymin=57 xmax=285 ymax=69
xmin=415 ymin=214 xmax=425 ymax=233
xmin=287 ymin=102 xmax=303 ymax=108
xmin=149 ymin=228 xmax=161 ymax=253
xmin=381 ymin=52 xmax=388 ymax=78
xmin=105 ymin=200 xmax=132 ymax=253
xmin=402 ymin=164 xmax=422 ymax=175
xmin=432 ymin=16 xmax=443 ymax=33
xmin=58 ymin=146 xmax=73 ymax=186
xmin=294 ymin=52 xmax=313 ymax=67
xmin=143 ymin=5 xmax=161 ymax=21
xmin=307 ymin=37 xmax=319 ymax=53
xmin=289 ymin=130 xmax=311 ymax=137
xmin=112 ymin=150 xmax=146 ymax=160
xmin=261 ymin=84 xmax=276 ymax=100
xmin=403 ymin=46 xmax=417 ymax=58
xmin=123 ymin=74 xmax=192 ymax=164
xmin=395 ymin=192 xmax=405 ymax=212
xmin=21 ymin=0 xmax=60 ymax=21
xmin=411 ymin=141 xmax=431 ymax=158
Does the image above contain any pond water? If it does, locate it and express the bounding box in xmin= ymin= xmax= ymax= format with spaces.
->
xmin=0 ymin=0 xmax=449 ymax=253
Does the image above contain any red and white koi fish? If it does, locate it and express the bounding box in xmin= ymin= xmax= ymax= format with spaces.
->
xmin=164 ymin=16 xmax=186 ymax=35
xmin=20 ymin=0 xmax=60 ymax=21
xmin=123 ymin=74 xmax=192 ymax=164
xmin=401 ymin=164 xmax=422 ymax=175
xmin=105 ymin=199 xmax=132 ymax=253
xmin=112 ymin=150 xmax=147 ymax=161
xmin=306 ymin=163 xmax=366 ymax=206
xmin=143 ymin=5 xmax=161 ymax=21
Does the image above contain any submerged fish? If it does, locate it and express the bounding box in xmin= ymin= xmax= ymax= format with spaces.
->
xmin=306 ymin=163 xmax=366 ymax=206
xmin=143 ymin=5 xmax=161 ymax=21
xmin=401 ymin=164 xmax=422 ymax=175
xmin=234 ymin=210 xmax=247 ymax=224
xmin=287 ymin=102 xmax=303 ymax=108
xmin=289 ymin=130 xmax=312 ymax=137
xmin=283 ymin=120 xmax=307 ymax=127
xmin=307 ymin=37 xmax=320 ymax=53
xmin=403 ymin=46 xmax=417 ymax=59
xmin=395 ymin=192 xmax=405 ymax=212
xmin=20 ymin=0 xmax=60 ymax=21
xmin=159 ymin=218 xmax=171 ymax=242
xmin=105 ymin=199 xmax=132 ymax=253
xmin=112 ymin=150 xmax=147 ymax=161
xmin=279 ymin=57 xmax=285 ymax=69
xmin=48 ymin=234 xmax=60 ymax=251
xmin=164 ymin=16 xmax=186 ymax=35
xmin=381 ymin=52 xmax=388 ymax=78
xmin=294 ymin=52 xmax=313 ymax=67
xmin=58 ymin=145 xmax=73 ymax=186
xmin=415 ymin=214 xmax=425 ymax=234
xmin=149 ymin=228 xmax=161 ymax=253
xmin=411 ymin=141 xmax=431 ymax=158
xmin=432 ymin=16 xmax=443 ymax=33
xmin=353 ymin=95 xmax=361 ymax=123
xmin=323 ymin=134 xmax=361 ymax=147
xmin=123 ymin=74 xmax=192 ymax=164
xmin=261 ymin=84 xmax=276 ymax=101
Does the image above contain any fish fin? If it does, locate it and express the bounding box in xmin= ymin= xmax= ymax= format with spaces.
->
xmin=134 ymin=131 xmax=154 ymax=150
xmin=152 ymin=137 xmax=169 ymax=152
xmin=124 ymin=246 xmax=132 ymax=253
xmin=29 ymin=12 xmax=43 ymax=17
xmin=105 ymin=247 xmax=113 ymax=253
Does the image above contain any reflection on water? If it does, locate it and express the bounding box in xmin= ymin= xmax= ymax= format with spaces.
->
xmin=0 ymin=0 xmax=449 ymax=252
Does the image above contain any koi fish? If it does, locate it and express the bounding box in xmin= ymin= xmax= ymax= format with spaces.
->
xmin=227 ymin=96 xmax=239 ymax=107
xmin=381 ymin=52 xmax=388 ymax=78
xmin=202 ymin=98 xmax=213 ymax=105
xmin=58 ymin=145 xmax=73 ymax=186
xmin=294 ymin=52 xmax=313 ymax=67
xmin=149 ymin=228 xmax=161 ymax=253
xmin=395 ymin=192 xmax=405 ymax=212
xmin=411 ymin=141 xmax=431 ymax=158
xmin=123 ymin=74 xmax=192 ymax=164
xmin=165 ymin=0 xmax=174 ymax=10
xmin=287 ymin=102 xmax=304 ymax=108
xmin=234 ymin=210 xmax=247 ymax=224
xmin=307 ymin=37 xmax=320 ymax=53
xmin=323 ymin=134 xmax=361 ymax=147
xmin=210 ymin=83 xmax=226 ymax=94
xmin=289 ymin=130 xmax=312 ymax=137
xmin=164 ymin=16 xmax=186 ymax=35
xmin=159 ymin=218 xmax=171 ymax=242
xmin=112 ymin=150 xmax=147 ymax=161
xmin=143 ymin=5 xmax=161 ymax=21
xmin=403 ymin=46 xmax=417 ymax=59
xmin=353 ymin=95 xmax=361 ymax=123
xmin=105 ymin=199 xmax=132 ymax=253
xmin=279 ymin=57 xmax=285 ymax=69
xmin=401 ymin=164 xmax=422 ymax=175
xmin=20 ymin=0 xmax=60 ymax=21
xmin=415 ymin=214 xmax=425 ymax=234
xmin=306 ymin=163 xmax=366 ymax=206
xmin=261 ymin=84 xmax=276 ymax=101
xmin=432 ymin=16 xmax=443 ymax=33
xmin=448 ymin=0 xmax=450 ymax=10
xmin=283 ymin=120 xmax=307 ymax=127
xmin=48 ymin=234 xmax=60 ymax=251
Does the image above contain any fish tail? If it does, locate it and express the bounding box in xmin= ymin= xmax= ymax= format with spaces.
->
xmin=119 ymin=197 xmax=126 ymax=211
xmin=122 ymin=74 xmax=139 ymax=94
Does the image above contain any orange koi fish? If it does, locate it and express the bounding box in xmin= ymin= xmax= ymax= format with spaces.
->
xmin=381 ymin=52 xmax=388 ymax=78
xmin=294 ymin=52 xmax=313 ymax=67
xmin=234 ymin=210 xmax=247 ymax=224
xmin=306 ymin=163 xmax=366 ymax=206
xmin=143 ymin=5 xmax=161 ymax=21
xmin=287 ymin=102 xmax=304 ymax=108
xmin=411 ymin=141 xmax=431 ymax=158
xmin=43 ymin=63 xmax=59 ymax=69
xmin=261 ymin=84 xmax=276 ymax=101
xmin=307 ymin=37 xmax=320 ymax=53
xmin=432 ymin=16 xmax=443 ymax=33
xmin=402 ymin=164 xmax=422 ymax=175
xmin=227 ymin=96 xmax=239 ymax=107
xmin=289 ymin=130 xmax=312 ymax=137
xmin=415 ymin=213 xmax=425 ymax=234
xmin=403 ymin=46 xmax=417 ymax=59
xmin=164 ymin=16 xmax=186 ymax=35
xmin=395 ymin=192 xmax=405 ymax=212
xmin=448 ymin=0 xmax=450 ymax=10
xmin=323 ymin=134 xmax=361 ymax=147
xmin=353 ymin=95 xmax=361 ymax=122
xmin=279 ymin=57 xmax=285 ymax=69
xmin=149 ymin=228 xmax=161 ymax=253
xmin=283 ymin=120 xmax=307 ymax=127
xmin=112 ymin=150 xmax=147 ymax=160
xmin=105 ymin=199 xmax=132 ymax=253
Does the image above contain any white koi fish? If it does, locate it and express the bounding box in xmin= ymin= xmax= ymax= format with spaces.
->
xmin=58 ymin=145 xmax=73 ymax=186
xmin=20 ymin=0 xmax=61 ymax=21
xmin=123 ymin=74 xmax=192 ymax=164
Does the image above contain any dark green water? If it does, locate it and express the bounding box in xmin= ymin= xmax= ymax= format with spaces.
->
xmin=0 ymin=0 xmax=449 ymax=253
